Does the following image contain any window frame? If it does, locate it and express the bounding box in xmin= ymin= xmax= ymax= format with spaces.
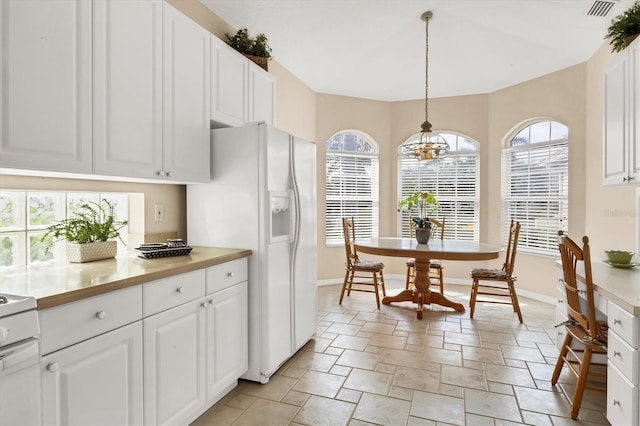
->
xmin=398 ymin=132 xmax=480 ymax=241
xmin=325 ymin=130 xmax=380 ymax=246
xmin=501 ymin=120 xmax=569 ymax=256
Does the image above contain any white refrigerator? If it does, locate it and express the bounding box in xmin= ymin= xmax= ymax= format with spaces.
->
xmin=187 ymin=122 xmax=317 ymax=383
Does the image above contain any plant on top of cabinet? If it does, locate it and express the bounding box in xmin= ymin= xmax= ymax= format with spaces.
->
xmin=605 ymin=0 xmax=640 ymax=52
xmin=41 ymin=200 xmax=127 ymax=263
xmin=224 ymin=28 xmax=272 ymax=71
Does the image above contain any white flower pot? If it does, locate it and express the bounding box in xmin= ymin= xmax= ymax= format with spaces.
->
xmin=66 ymin=241 xmax=117 ymax=263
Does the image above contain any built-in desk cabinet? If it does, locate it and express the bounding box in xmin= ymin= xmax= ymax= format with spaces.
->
xmin=603 ymin=36 xmax=640 ymax=185
xmin=38 ymin=258 xmax=249 ymax=426
xmin=0 ymin=0 xmax=92 ymax=174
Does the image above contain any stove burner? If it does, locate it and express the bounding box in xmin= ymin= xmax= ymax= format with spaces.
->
xmin=0 ymin=296 xmax=7 ymax=305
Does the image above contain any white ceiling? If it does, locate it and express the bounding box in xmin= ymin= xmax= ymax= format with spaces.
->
xmin=201 ymin=0 xmax=634 ymax=102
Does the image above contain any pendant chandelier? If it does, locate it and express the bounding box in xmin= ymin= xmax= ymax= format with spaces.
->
xmin=401 ymin=11 xmax=450 ymax=162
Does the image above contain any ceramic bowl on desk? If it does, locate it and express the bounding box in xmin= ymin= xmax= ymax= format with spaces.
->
xmin=604 ymin=250 xmax=637 ymax=268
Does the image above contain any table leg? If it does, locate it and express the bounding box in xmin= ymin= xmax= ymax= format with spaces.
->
xmin=381 ymin=257 xmax=465 ymax=319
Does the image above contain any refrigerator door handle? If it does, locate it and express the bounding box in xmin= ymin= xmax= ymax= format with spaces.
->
xmin=290 ymin=142 xmax=301 ymax=249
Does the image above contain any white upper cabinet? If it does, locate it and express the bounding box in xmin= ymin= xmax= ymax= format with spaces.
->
xmin=210 ymin=35 xmax=275 ymax=127
xmin=249 ymin=62 xmax=276 ymax=125
xmin=93 ymin=0 xmax=163 ymax=179
xmin=163 ymin=2 xmax=211 ymax=182
xmin=604 ymin=37 xmax=640 ymax=185
xmin=211 ymin=36 xmax=248 ymax=126
xmin=0 ymin=0 xmax=92 ymax=174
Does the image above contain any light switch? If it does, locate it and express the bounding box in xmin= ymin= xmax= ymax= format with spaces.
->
xmin=154 ymin=204 xmax=164 ymax=222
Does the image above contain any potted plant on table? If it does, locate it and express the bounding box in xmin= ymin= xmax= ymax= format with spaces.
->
xmin=41 ymin=200 xmax=127 ymax=263
xmin=398 ymin=191 xmax=438 ymax=244
xmin=225 ymin=28 xmax=273 ymax=71
xmin=605 ymin=0 xmax=640 ymax=53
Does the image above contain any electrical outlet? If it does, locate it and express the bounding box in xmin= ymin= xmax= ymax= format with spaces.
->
xmin=154 ymin=204 xmax=164 ymax=222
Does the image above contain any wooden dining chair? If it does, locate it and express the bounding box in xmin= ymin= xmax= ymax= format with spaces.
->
xmin=469 ymin=220 xmax=523 ymax=322
xmin=339 ymin=217 xmax=386 ymax=308
xmin=405 ymin=217 xmax=445 ymax=293
xmin=552 ymin=231 xmax=607 ymax=420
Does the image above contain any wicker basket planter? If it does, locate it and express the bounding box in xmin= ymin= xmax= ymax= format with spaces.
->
xmin=67 ymin=241 xmax=117 ymax=263
xmin=243 ymin=54 xmax=269 ymax=71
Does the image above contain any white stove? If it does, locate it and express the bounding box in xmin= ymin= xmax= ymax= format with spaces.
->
xmin=0 ymin=293 xmax=41 ymax=426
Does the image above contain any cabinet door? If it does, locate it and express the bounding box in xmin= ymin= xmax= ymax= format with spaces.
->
xmin=206 ymin=282 xmax=248 ymax=403
xmin=249 ymin=62 xmax=276 ymax=125
xmin=144 ymin=298 xmax=207 ymax=426
xmin=211 ymin=36 xmax=248 ymax=126
xmin=603 ymin=52 xmax=629 ymax=185
xmin=0 ymin=0 xmax=92 ymax=174
xmin=162 ymin=3 xmax=211 ymax=183
xmin=631 ymin=39 xmax=640 ymax=183
xmin=41 ymin=322 xmax=143 ymax=426
xmin=93 ymin=0 xmax=163 ymax=179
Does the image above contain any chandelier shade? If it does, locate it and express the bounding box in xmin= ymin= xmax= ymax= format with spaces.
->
xmin=401 ymin=11 xmax=450 ymax=162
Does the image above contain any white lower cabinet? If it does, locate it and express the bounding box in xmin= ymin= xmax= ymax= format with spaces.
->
xmin=607 ymin=299 xmax=640 ymax=425
xmin=39 ymin=260 xmax=249 ymax=426
xmin=41 ymin=321 xmax=143 ymax=426
xmin=206 ymin=281 xmax=248 ymax=403
xmin=143 ymin=297 xmax=207 ymax=425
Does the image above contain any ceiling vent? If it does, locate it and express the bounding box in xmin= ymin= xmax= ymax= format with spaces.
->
xmin=586 ymin=0 xmax=617 ymax=17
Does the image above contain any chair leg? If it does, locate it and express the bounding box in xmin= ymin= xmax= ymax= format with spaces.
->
xmin=438 ymin=269 xmax=444 ymax=294
xmin=469 ymin=278 xmax=478 ymax=318
xmin=508 ymin=280 xmax=523 ymax=323
xmin=339 ymin=270 xmax=350 ymax=304
xmin=379 ymin=270 xmax=386 ymax=297
xmin=347 ymin=270 xmax=355 ymax=296
xmin=373 ymin=273 xmax=381 ymax=309
xmin=551 ymin=333 xmax=572 ymax=385
xmin=570 ymin=347 xmax=593 ymax=419
xmin=405 ymin=265 xmax=413 ymax=290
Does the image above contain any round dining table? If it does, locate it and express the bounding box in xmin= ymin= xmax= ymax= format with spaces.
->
xmin=354 ymin=237 xmax=502 ymax=319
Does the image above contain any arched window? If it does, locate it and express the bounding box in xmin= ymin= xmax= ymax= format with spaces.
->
xmin=398 ymin=132 xmax=480 ymax=240
xmin=325 ymin=131 xmax=379 ymax=245
xmin=501 ymin=120 xmax=568 ymax=255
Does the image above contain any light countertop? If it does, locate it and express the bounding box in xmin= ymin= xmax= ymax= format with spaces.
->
xmin=0 ymin=247 xmax=252 ymax=310
xmin=568 ymin=260 xmax=640 ymax=315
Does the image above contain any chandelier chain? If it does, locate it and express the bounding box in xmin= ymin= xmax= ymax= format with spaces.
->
xmin=425 ymin=13 xmax=429 ymax=123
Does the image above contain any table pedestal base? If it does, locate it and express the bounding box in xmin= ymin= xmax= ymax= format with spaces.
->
xmin=381 ymin=258 xmax=465 ymax=319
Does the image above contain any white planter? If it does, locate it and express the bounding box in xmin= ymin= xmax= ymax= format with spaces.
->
xmin=66 ymin=241 xmax=117 ymax=263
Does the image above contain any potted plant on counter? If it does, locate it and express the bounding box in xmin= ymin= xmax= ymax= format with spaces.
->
xmin=42 ymin=200 xmax=127 ymax=263
xmin=398 ymin=191 xmax=438 ymax=244
xmin=225 ymin=28 xmax=272 ymax=71
xmin=605 ymin=0 xmax=640 ymax=52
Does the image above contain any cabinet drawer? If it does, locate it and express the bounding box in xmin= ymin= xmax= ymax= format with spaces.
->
xmin=143 ymin=269 xmax=205 ymax=317
xmin=608 ymin=300 xmax=639 ymax=348
xmin=40 ymin=286 xmax=142 ymax=355
xmin=607 ymin=362 xmax=639 ymax=426
xmin=206 ymin=258 xmax=248 ymax=294
xmin=609 ymin=330 xmax=639 ymax=385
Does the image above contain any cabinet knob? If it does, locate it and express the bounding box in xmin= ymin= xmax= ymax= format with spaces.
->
xmin=614 ymin=318 xmax=621 ymax=325
xmin=623 ymin=176 xmax=634 ymax=182
xmin=201 ymin=301 xmax=208 ymax=308
xmin=177 ymin=286 xmax=184 ymax=294
xmin=95 ymin=311 xmax=106 ymax=320
xmin=157 ymin=170 xmax=166 ymax=177
xmin=227 ymin=272 xmax=233 ymax=278
xmin=166 ymin=171 xmax=172 ymax=178
xmin=613 ymin=351 xmax=621 ymax=357
xmin=558 ymin=300 xmax=563 ymax=304
xmin=47 ymin=362 xmax=59 ymax=372
xmin=613 ymin=399 xmax=621 ymax=406
xmin=208 ymin=298 xmax=214 ymax=305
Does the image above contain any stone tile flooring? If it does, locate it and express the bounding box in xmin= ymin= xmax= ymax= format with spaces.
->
xmin=192 ymin=280 xmax=608 ymax=425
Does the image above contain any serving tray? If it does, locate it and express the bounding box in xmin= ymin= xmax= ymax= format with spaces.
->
xmin=135 ymin=246 xmax=193 ymax=259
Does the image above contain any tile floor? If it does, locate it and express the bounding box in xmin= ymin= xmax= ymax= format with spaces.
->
xmin=192 ymin=279 xmax=609 ymax=425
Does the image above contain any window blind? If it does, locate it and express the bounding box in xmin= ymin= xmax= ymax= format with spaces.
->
xmin=398 ymin=136 xmax=480 ymax=241
xmin=325 ymin=151 xmax=379 ymax=245
xmin=502 ymin=141 xmax=568 ymax=255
